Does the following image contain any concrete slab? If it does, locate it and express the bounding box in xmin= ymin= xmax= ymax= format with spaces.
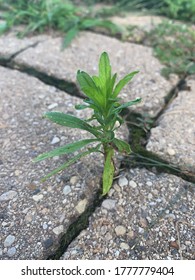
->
xmin=62 ymin=168 xmax=195 ymax=260
xmin=147 ymin=78 xmax=195 ymax=173
xmin=0 ymin=33 xmax=47 ymax=61
xmin=0 ymin=66 xmax=127 ymax=259
xmin=13 ymin=31 xmax=176 ymax=117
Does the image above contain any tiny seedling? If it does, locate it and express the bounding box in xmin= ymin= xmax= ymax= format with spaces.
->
xmin=33 ymin=52 xmax=141 ymax=195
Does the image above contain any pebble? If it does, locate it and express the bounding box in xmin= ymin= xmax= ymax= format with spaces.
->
xmin=7 ymin=247 xmax=16 ymax=257
xmin=129 ymin=180 xmax=137 ymax=188
xmin=43 ymin=238 xmax=53 ymax=249
xmin=63 ymin=185 xmax=71 ymax=195
xmin=70 ymin=176 xmax=79 ymax=185
xmin=139 ymin=218 xmax=148 ymax=228
xmin=102 ymin=199 xmax=116 ymax=210
xmin=138 ymin=227 xmax=145 ymax=234
xmin=118 ymin=176 xmax=128 ymax=187
xmin=0 ymin=190 xmax=18 ymax=202
xmin=115 ymin=225 xmax=126 ymax=236
xmin=32 ymin=194 xmax=43 ymax=202
xmin=43 ymin=223 xmax=48 ymax=230
xmin=167 ymin=148 xmax=176 ymax=156
xmin=0 ymin=249 xmax=2 ymax=256
xmin=75 ymin=199 xmax=87 ymax=214
xmin=48 ymin=103 xmax=58 ymax=109
xmin=4 ymin=235 xmax=15 ymax=247
xmin=120 ymin=242 xmax=130 ymax=250
xmin=53 ymin=225 xmax=64 ymax=235
xmin=51 ymin=136 xmax=60 ymax=144
xmin=25 ymin=213 xmax=33 ymax=222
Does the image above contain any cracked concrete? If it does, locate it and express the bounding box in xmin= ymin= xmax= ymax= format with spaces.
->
xmin=0 ymin=24 xmax=194 ymax=260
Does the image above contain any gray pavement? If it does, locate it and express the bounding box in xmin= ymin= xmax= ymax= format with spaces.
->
xmin=0 ymin=24 xmax=194 ymax=260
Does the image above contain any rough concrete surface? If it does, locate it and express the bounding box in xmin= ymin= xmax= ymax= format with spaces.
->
xmin=62 ymin=168 xmax=195 ymax=260
xmin=0 ymin=20 xmax=194 ymax=261
xmin=0 ymin=66 xmax=127 ymax=259
xmin=0 ymin=33 xmax=47 ymax=61
xmin=13 ymin=31 xmax=176 ymax=117
xmin=147 ymin=77 xmax=195 ymax=173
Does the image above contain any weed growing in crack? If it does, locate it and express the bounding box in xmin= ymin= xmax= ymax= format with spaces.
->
xmin=33 ymin=52 xmax=141 ymax=195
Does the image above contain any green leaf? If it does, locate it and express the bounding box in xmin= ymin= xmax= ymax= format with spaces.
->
xmin=102 ymin=148 xmax=115 ymax=195
xmin=99 ymin=52 xmax=111 ymax=84
xmin=62 ymin=26 xmax=79 ymax=49
xmin=77 ymin=70 xmax=104 ymax=107
xmin=41 ymin=144 xmax=101 ymax=182
xmin=112 ymin=71 xmax=139 ymax=98
xmin=75 ymin=104 xmax=89 ymax=110
xmin=113 ymin=138 xmax=131 ymax=154
xmin=32 ymin=138 xmax=99 ymax=162
xmin=44 ymin=112 xmax=100 ymax=137
xmin=113 ymin=97 xmax=141 ymax=113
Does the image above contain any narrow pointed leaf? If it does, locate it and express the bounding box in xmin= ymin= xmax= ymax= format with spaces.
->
xmin=102 ymin=148 xmax=115 ymax=195
xmin=44 ymin=112 xmax=100 ymax=137
xmin=33 ymin=139 xmax=99 ymax=162
xmin=99 ymin=52 xmax=111 ymax=83
xmin=77 ymin=70 xmax=104 ymax=106
xmin=62 ymin=26 xmax=79 ymax=49
xmin=113 ymin=138 xmax=131 ymax=154
xmin=113 ymin=97 xmax=141 ymax=113
xmin=41 ymin=144 xmax=101 ymax=181
xmin=75 ymin=104 xmax=89 ymax=110
xmin=113 ymin=71 xmax=139 ymax=98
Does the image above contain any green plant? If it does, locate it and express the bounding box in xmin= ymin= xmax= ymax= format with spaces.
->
xmin=0 ymin=0 xmax=121 ymax=47
xmin=146 ymin=20 xmax=195 ymax=77
xmin=33 ymin=52 xmax=141 ymax=195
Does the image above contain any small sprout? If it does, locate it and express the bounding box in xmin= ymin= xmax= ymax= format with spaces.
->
xmin=33 ymin=52 xmax=141 ymax=195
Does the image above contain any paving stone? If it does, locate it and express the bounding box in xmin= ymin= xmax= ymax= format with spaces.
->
xmin=0 ymin=33 xmax=47 ymax=60
xmin=0 ymin=66 xmax=128 ymax=260
xmin=13 ymin=31 xmax=176 ymax=117
xmin=147 ymin=78 xmax=195 ymax=173
xmin=62 ymin=168 xmax=195 ymax=260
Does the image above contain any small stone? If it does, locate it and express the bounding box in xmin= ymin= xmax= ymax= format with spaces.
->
xmin=138 ymin=227 xmax=145 ymax=234
xmin=118 ymin=176 xmax=128 ymax=187
xmin=7 ymin=247 xmax=16 ymax=257
xmin=146 ymin=181 xmax=152 ymax=187
xmin=32 ymin=194 xmax=43 ymax=202
xmin=129 ymin=180 xmax=137 ymax=188
xmin=127 ymin=230 xmax=135 ymax=239
xmin=139 ymin=218 xmax=148 ymax=228
xmin=148 ymin=193 xmax=153 ymax=199
xmin=70 ymin=176 xmax=79 ymax=185
xmin=25 ymin=213 xmax=33 ymax=222
xmin=48 ymin=103 xmax=58 ymax=109
xmin=169 ymin=241 xmax=179 ymax=250
xmin=4 ymin=235 xmax=15 ymax=247
xmin=115 ymin=225 xmax=126 ymax=236
xmin=53 ymin=225 xmax=64 ymax=235
xmin=102 ymin=199 xmax=116 ymax=210
xmin=63 ymin=185 xmax=71 ymax=195
xmin=120 ymin=242 xmax=130 ymax=250
xmin=167 ymin=148 xmax=175 ymax=156
xmin=105 ymin=232 xmax=112 ymax=241
xmin=75 ymin=199 xmax=87 ymax=214
xmin=0 ymin=249 xmax=2 ymax=256
xmin=43 ymin=238 xmax=53 ymax=249
xmin=51 ymin=136 xmax=60 ymax=144
xmin=43 ymin=223 xmax=48 ymax=230
xmin=185 ymin=241 xmax=191 ymax=246
xmin=0 ymin=191 xmax=18 ymax=202
xmin=14 ymin=170 xmax=20 ymax=176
